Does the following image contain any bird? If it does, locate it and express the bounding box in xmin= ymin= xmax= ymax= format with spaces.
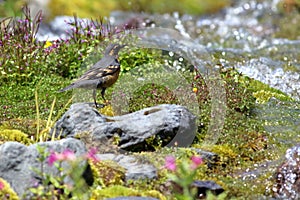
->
xmin=59 ymin=43 xmax=125 ymax=108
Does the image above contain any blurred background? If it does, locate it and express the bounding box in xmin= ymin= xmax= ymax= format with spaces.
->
xmin=0 ymin=0 xmax=233 ymax=19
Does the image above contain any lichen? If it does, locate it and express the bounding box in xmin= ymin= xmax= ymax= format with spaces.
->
xmin=89 ymin=159 xmax=125 ymax=187
xmin=253 ymin=90 xmax=293 ymax=104
xmin=91 ymin=185 xmax=166 ymax=200
xmin=0 ymin=178 xmax=19 ymax=200
xmin=99 ymin=105 xmax=115 ymax=116
xmin=0 ymin=129 xmax=33 ymax=145
xmin=200 ymin=144 xmax=238 ymax=169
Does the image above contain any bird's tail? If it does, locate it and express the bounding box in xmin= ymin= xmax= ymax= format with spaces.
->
xmin=58 ymin=84 xmax=76 ymax=92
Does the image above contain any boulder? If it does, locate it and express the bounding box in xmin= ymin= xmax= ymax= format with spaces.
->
xmin=0 ymin=138 xmax=90 ymax=197
xmin=97 ymin=153 xmax=157 ymax=181
xmin=51 ymin=103 xmax=196 ymax=151
xmin=0 ymin=138 xmax=160 ymax=198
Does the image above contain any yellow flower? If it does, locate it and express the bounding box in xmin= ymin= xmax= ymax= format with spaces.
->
xmin=192 ymin=87 xmax=198 ymax=93
xmin=44 ymin=40 xmax=52 ymax=48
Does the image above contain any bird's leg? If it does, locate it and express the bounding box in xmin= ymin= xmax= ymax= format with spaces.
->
xmin=101 ymin=88 xmax=108 ymax=105
xmin=93 ymin=89 xmax=98 ymax=108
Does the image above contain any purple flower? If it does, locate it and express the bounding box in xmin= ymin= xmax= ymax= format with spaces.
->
xmin=165 ymin=156 xmax=177 ymax=171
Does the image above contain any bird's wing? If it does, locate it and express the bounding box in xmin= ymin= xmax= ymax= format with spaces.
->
xmin=78 ymin=59 xmax=120 ymax=81
xmin=59 ymin=59 xmax=120 ymax=91
xmin=91 ymin=55 xmax=115 ymax=69
xmin=90 ymin=45 xmax=123 ymax=70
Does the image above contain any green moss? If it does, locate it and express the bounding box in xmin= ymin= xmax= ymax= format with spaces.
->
xmin=247 ymin=76 xmax=294 ymax=103
xmin=129 ymin=83 xmax=179 ymax=112
xmin=89 ymin=160 xmax=126 ymax=187
xmin=0 ymin=129 xmax=32 ymax=145
xmin=0 ymin=178 xmax=19 ymax=200
xmin=0 ymin=118 xmax=41 ymax=138
xmin=253 ymin=90 xmax=293 ymax=104
xmin=91 ymin=185 xmax=166 ymax=200
xmin=0 ymin=75 xmax=71 ymax=122
xmin=199 ymin=144 xmax=237 ymax=171
xmin=120 ymin=48 xmax=162 ymax=75
xmin=220 ymin=68 xmax=256 ymax=113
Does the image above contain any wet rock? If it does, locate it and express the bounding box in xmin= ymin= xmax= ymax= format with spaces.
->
xmin=192 ymin=180 xmax=224 ymax=198
xmin=0 ymin=138 xmax=91 ymax=197
xmin=191 ymin=148 xmax=221 ymax=169
xmin=51 ymin=103 xmax=196 ymax=151
xmin=96 ymin=153 xmax=157 ymax=180
xmin=273 ymin=144 xmax=300 ymax=199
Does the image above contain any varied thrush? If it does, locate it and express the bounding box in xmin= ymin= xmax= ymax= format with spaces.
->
xmin=59 ymin=44 xmax=125 ymax=108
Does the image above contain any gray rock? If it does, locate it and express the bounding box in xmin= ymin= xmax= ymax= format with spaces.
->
xmin=191 ymin=148 xmax=221 ymax=169
xmin=96 ymin=153 xmax=157 ymax=181
xmin=51 ymin=103 xmax=196 ymax=151
xmin=191 ymin=180 xmax=224 ymax=197
xmin=0 ymin=138 xmax=90 ymax=197
xmin=51 ymin=103 xmax=106 ymax=138
xmin=171 ymin=180 xmax=224 ymax=199
xmin=273 ymin=144 xmax=300 ymax=199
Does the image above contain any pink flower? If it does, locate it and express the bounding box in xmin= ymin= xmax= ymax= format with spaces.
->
xmin=48 ymin=151 xmax=63 ymax=166
xmin=190 ymin=155 xmax=203 ymax=170
xmin=0 ymin=180 xmax=4 ymax=190
xmin=86 ymin=147 xmax=100 ymax=163
xmin=165 ymin=156 xmax=177 ymax=171
xmin=61 ymin=149 xmax=76 ymax=161
xmin=47 ymin=149 xmax=76 ymax=166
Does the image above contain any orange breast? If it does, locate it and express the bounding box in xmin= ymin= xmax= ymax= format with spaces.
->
xmin=101 ymin=69 xmax=120 ymax=88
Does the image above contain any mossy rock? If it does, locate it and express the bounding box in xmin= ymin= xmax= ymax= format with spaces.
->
xmin=89 ymin=160 xmax=126 ymax=187
xmin=0 ymin=178 xmax=19 ymax=200
xmin=91 ymin=185 xmax=166 ymax=199
xmin=0 ymin=129 xmax=33 ymax=145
